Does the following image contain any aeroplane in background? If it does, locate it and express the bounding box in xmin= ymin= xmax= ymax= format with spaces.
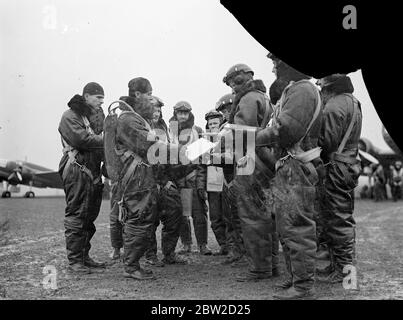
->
xmin=0 ymin=159 xmax=63 ymax=198
xmin=358 ymin=125 xmax=403 ymax=169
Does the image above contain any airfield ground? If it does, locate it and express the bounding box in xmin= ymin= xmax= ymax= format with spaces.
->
xmin=0 ymin=197 xmax=402 ymax=300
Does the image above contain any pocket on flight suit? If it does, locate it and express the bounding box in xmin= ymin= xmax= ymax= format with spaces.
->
xmin=331 ymin=162 xmax=357 ymax=191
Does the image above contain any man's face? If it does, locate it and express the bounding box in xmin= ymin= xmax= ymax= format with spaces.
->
xmin=395 ymin=161 xmax=402 ymax=169
xmin=227 ymin=72 xmax=249 ymax=94
xmin=84 ymin=94 xmax=104 ymax=109
xmin=176 ymin=111 xmax=190 ymax=124
xmin=219 ymin=105 xmax=231 ymax=121
xmin=136 ymin=94 xmax=155 ymax=120
xmin=152 ymin=106 xmax=161 ymax=124
xmin=207 ymin=117 xmax=221 ymax=132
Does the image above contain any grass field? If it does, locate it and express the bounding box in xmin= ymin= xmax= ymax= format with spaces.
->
xmin=0 ymin=197 xmax=402 ymax=300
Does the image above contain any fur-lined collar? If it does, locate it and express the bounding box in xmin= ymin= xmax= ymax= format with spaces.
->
xmin=229 ymin=79 xmax=267 ymax=123
xmin=119 ymin=95 xmax=154 ymax=120
xmin=67 ymin=94 xmax=92 ymax=118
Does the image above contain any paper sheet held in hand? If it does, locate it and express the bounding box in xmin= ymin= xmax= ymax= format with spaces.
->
xmin=185 ymin=138 xmax=218 ymax=162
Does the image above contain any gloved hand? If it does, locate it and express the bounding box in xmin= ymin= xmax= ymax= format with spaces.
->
xmin=197 ymin=188 xmax=207 ymax=201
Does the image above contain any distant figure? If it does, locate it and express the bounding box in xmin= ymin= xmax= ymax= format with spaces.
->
xmin=372 ymin=164 xmax=387 ymax=201
xmin=390 ymin=161 xmax=403 ymax=201
xmin=359 ymin=185 xmax=370 ymax=199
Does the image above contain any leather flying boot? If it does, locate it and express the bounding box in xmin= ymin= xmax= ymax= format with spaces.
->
xmin=275 ymin=277 xmax=293 ymax=289
xmin=84 ymin=257 xmax=107 ymax=268
xmin=273 ymin=287 xmax=316 ymax=300
xmin=68 ymin=263 xmax=92 ymax=275
xmin=144 ymin=255 xmax=165 ymax=267
xmin=319 ymin=269 xmax=345 ymax=283
xmin=123 ymin=268 xmax=155 ymax=280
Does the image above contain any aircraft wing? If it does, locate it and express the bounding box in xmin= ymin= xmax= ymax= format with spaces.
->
xmin=32 ymin=171 xmax=64 ymax=189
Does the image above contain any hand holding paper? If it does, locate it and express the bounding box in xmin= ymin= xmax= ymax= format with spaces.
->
xmin=185 ymin=138 xmax=218 ymax=162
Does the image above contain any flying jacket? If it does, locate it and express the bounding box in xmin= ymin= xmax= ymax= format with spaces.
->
xmin=229 ymin=79 xmax=276 ymax=180
xmin=255 ymin=80 xmax=322 ymax=157
xmin=58 ymin=94 xmax=105 ymax=179
xmin=319 ymin=94 xmax=362 ymax=163
xmin=229 ymin=79 xmax=271 ymax=127
xmin=169 ymin=112 xmax=206 ymax=190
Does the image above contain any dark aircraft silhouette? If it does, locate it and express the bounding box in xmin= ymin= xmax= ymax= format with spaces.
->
xmin=358 ymin=126 xmax=403 ymax=170
xmin=0 ymin=159 xmax=63 ymax=198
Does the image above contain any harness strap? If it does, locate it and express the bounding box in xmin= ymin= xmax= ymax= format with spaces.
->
xmin=329 ymin=94 xmax=360 ymax=166
xmin=61 ymin=147 xmax=100 ymax=184
xmin=293 ymin=147 xmax=322 ymax=164
xmin=296 ymin=81 xmax=322 ymax=146
xmin=120 ymin=153 xmax=143 ymax=190
xmin=60 ymin=115 xmax=100 ymax=184
xmin=337 ymin=95 xmax=359 ymax=154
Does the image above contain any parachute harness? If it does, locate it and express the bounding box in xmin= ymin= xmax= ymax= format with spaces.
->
xmin=107 ymin=100 xmax=151 ymax=226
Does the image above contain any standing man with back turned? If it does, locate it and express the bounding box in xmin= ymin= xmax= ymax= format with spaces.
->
xmin=257 ymin=54 xmax=324 ymax=299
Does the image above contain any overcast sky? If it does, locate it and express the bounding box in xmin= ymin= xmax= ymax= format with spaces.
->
xmin=0 ymin=0 xmax=390 ymax=171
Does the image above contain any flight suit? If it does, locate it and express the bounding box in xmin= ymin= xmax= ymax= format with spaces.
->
xmin=318 ymin=91 xmax=362 ymax=275
xmin=112 ymin=96 xmax=160 ymax=273
xmin=206 ymin=132 xmax=230 ymax=253
xmin=58 ymin=94 xmax=105 ymax=265
xmin=169 ymin=112 xmax=209 ymax=250
xmin=144 ymin=117 xmax=184 ymax=261
xmin=229 ymin=79 xmax=278 ymax=277
xmin=256 ymin=79 xmax=323 ymax=291
xmin=214 ymin=119 xmax=246 ymax=262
